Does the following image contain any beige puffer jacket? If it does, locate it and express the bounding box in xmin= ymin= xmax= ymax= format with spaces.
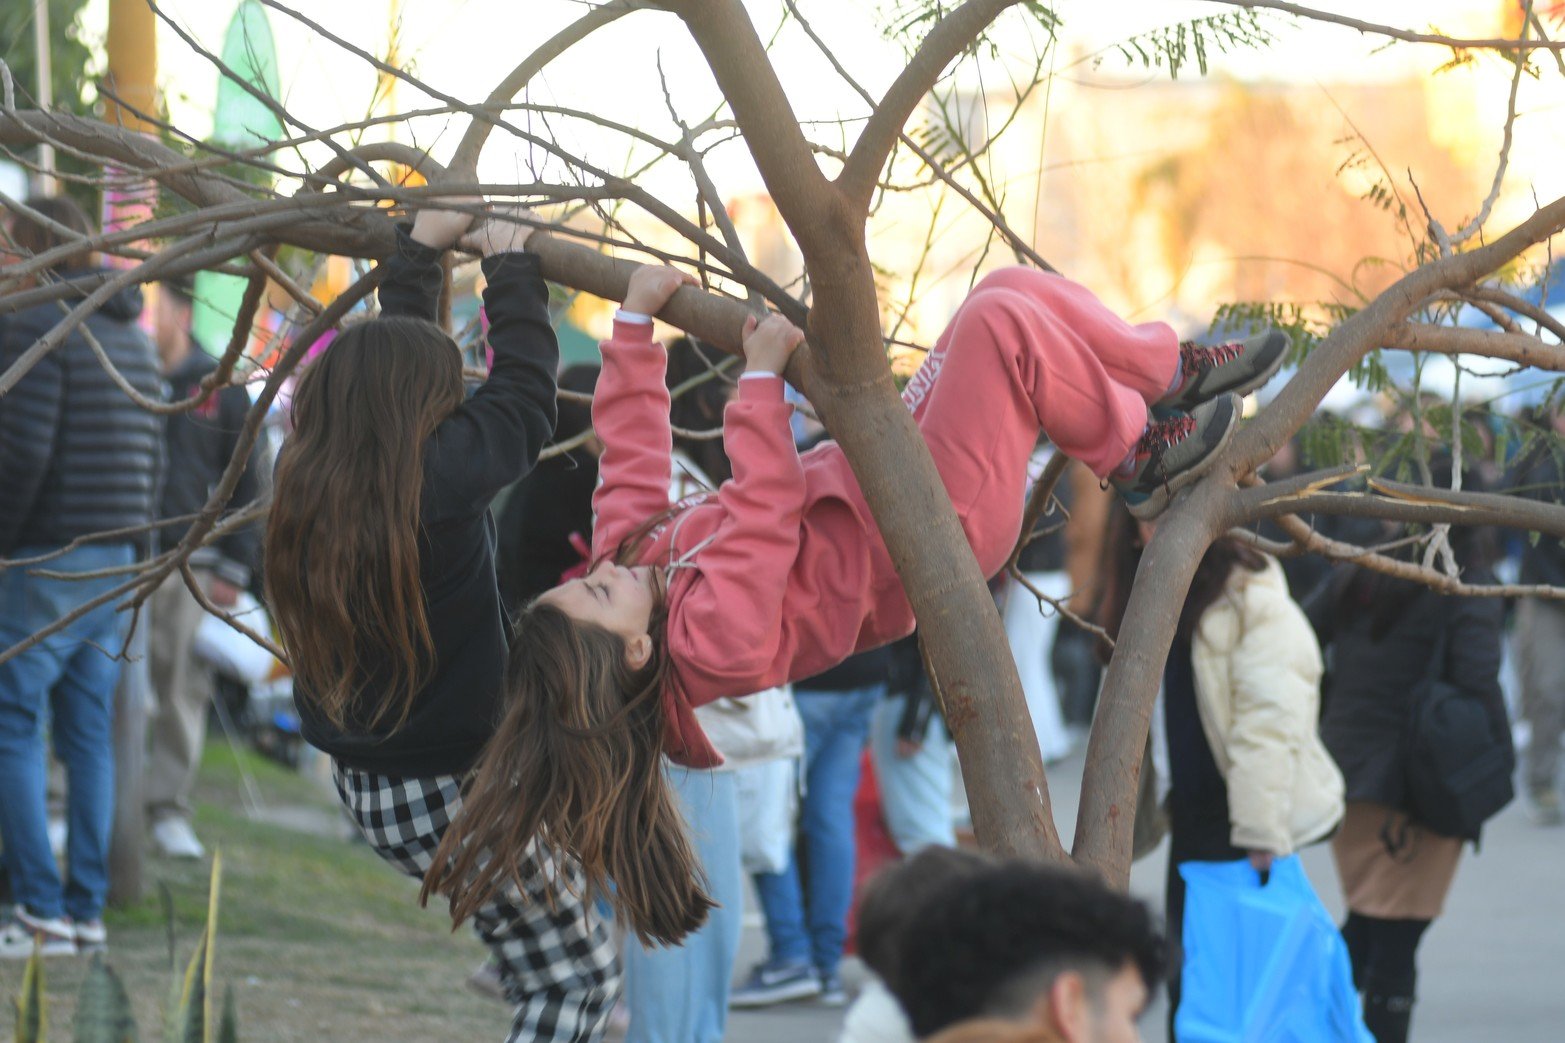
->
xmin=1189 ymin=556 xmax=1345 ymax=855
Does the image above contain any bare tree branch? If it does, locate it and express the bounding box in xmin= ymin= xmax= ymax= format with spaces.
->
xmin=840 ymin=0 xmax=1027 ymax=211
xmin=1211 ymin=0 xmax=1565 ymax=52
xmin=1383 ymin=323 xmax=1565 ymax=370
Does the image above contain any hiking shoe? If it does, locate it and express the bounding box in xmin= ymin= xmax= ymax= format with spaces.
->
xmin=729 ymin=959 xmax=822 ymax=1008
xmin=1528 ymin=787 xmax=1562 ymax=826
xmin=817 ymin=969 xmax=849 ymax=1007
xmin=151 ymin=816 xmax=206 ymax=860
xmin=1159 ymin=329 xmax=1289 ymax=412
xmin=1111 ymin=394 xmax=1240 ymax=519
xmin=0 ymin=907 xmax=76 ymax=959
xmin=74 ymin=919 xmax=107 ymax=955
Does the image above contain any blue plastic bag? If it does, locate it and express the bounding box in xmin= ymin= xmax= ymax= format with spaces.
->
xmin=1176 ymin=856 xmax=1372 ymax=1043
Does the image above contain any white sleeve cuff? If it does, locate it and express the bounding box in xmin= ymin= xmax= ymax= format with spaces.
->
xmin=739 ymin=371 xmax=777 ymax=381
xmin=615 ymin=308 xmax=653 ymax=325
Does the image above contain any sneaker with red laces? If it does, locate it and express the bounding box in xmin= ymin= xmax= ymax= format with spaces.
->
xmin=1110 ymin=394 xmax=1240 ymax=519
xmin=1159 ymin=329 xmax=1289 ymax=412
xmin=0 ymin=906 xmax=76 ymax=959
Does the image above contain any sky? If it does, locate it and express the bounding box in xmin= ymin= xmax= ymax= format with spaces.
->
xmin=63 ymin=0 xmax=1560 ymax=209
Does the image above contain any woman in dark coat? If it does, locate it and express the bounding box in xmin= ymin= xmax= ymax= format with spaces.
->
xmin=1306 ymin=519 xmax=1512 ymax=1043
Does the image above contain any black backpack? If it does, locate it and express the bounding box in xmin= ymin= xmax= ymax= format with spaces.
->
xmin=1403 ymin=618 xmax=1514 ymax=840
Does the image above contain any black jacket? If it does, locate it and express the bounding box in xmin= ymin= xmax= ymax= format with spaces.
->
xmin=495 ymin=448 xmax=597 ymax=619
xmin=158 ymin=349 xmax=266 ymax=587
xmin=0 ymin=277 xmax=164 ymax=555
xmin=1308 ymin=565 xmax=1512 ymax=812
xmin=295 ymin=230 xmax=559 ymax=777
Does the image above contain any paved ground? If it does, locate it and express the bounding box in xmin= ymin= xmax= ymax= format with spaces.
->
xmin=727 ymin=745 xmax=1565 ymax=1042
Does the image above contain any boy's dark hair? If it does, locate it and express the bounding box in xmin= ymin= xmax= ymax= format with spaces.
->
xmin=893 ymin=858 xmax=1166 ymax=1037
xmin=857 ymin=846 xmax=993 ymax=991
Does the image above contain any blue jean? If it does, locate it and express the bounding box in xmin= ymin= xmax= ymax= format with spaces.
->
xmin=0 ymin=544 xmax=133 ymax=921
xmin=624 ymin=767 xmax=742 ymax=1043
xmin=752 ymin=685 xmax=882 ymax=976
xmin=870 ymin=693 xmax=956 ymax=853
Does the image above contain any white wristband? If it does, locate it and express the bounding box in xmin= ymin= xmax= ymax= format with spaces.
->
xmin=615 ymin=309 xmax=653 ymax=325
xmin=739 ymin=371 xmax=777 ymax=380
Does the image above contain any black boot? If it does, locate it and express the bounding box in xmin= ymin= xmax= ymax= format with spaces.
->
xmin=1362 ymin=992 xmax=1414 ymax=1043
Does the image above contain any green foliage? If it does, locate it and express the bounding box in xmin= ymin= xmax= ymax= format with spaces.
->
xmin=1333 ymin=138 xmax=1414 ymax=239
xmin=0 ymin=0 xmax=104 ymax=215
xmin=167 ymin=856 xmax=222 ymax=1043
xmin=10 ymin=859 xmax=233 ymax=1043
xmin=878 ymin=1 xmax=1061 ymax=59
xmin=14 ymin=944 xmax=46 ymax=1042
xmin=72 ymin=958 xmax=137 ymax=1043
xmin=213 ymin=993 xmax=235 ymax=1043
xmin=0 ymin=0 xmax=97 ymax=114
xmin=1110 ymin=12 xmax=1274 ymax=79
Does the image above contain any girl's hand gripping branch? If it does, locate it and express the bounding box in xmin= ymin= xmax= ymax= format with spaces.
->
xmin=409 ymin=196 xmax=482 ymax=251
xmin=623 ymin=264 xmax=698 ymax=317
xmin=461 ymin=204 xmax=546 ymax=257
xmin=740 ymin=313 xmax=804 ymax=376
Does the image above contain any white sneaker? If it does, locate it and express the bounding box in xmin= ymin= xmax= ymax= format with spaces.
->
xmin=151 ymin=817 xmax=206 ymax=860
xmin=74 ymin=919 xmax=107 ymax=954
xmin=0 ymin=907 xmax=76 ymax=959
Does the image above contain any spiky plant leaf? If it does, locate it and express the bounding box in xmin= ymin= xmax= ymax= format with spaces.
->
xmin=167 ymin=854 xmax=222 ymax=1043
xmin=15 ymin=945 xmax=46 ymax=1043
xmin=73 ymin=956 xmax=137 ymax=1043
xmin=214 ymin=989 xmax=236 ymax=1043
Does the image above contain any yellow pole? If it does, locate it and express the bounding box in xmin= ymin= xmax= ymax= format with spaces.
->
xmin=104 ymin=0 xmax=158 ymax=133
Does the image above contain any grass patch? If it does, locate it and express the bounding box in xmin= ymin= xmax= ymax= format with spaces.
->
xmin=1 ymin=743 xmax=511 ymax=1041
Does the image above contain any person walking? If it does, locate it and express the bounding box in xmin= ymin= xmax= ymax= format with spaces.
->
xmin=144 ymin=276 xmax=266 ymax=860
xmin=1095 ymin=503 xmax=1344 ymax=1037
xmin=730 ymin=647 xmax=889 ymax=1008
xmin=998 ymin=440 xmax=1074 ymax=763
xmin=1307 ymin=516 xmax=1511 ymax=1043
xmin=869 ymin=633 xmax=956 ymax=856
xmin=1508 ymin=411 xmax=1565 ymax=824
xmin=0 ymin=197 xmax=164 ymax=957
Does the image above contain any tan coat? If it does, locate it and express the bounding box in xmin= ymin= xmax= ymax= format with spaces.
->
xmin=1189 ymin=557 xmax=1345 ymax=855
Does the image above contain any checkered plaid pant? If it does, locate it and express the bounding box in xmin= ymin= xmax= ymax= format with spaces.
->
xmin=333 ymin=765 xmax=620 ymax=1042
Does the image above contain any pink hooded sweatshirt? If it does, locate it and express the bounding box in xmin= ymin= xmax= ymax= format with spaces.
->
xmin=591 ymin=320 xmax=919 ymax=768
xmin=592 ymin=269 xmax=1175 ymax=767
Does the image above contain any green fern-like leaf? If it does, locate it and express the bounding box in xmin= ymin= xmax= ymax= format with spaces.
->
xmin=1114 ymin=12 xmax=1274 ymax=79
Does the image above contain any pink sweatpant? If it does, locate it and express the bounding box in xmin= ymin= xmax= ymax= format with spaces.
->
xmin=901 ymin=267 xmax=1175 ymax=549
xmin=814 ymin=267 xmax=1179 ymax=657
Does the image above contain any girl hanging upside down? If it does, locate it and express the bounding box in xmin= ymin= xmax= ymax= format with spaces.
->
xmin=424 ymin=263 xmax=1289 ymax=949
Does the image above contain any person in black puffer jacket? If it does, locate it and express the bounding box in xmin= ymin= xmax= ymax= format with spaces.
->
xmin=1305 ymin=511 xmax=1511 ymax=1043
xmin=0 ymin=196 xmax=165 ymax=958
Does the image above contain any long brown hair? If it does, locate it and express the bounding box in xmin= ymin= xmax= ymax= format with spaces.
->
xmin=4 ymin=196 xmax=93 ymax=280
xmin=1091 ymin=502 xmax=1267 ymax=661
xmin=264 ymin=316 xmax=465 ymax=731
xmin=421 ymin=587 xmax=714 ymax=947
